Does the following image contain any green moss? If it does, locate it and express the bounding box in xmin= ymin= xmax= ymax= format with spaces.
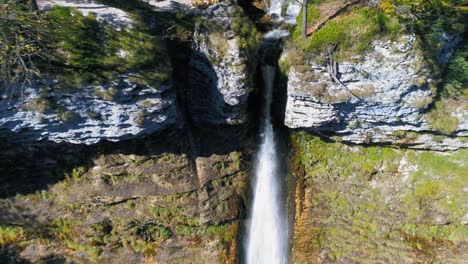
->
xmin=293 ymin=6 xmax=401 ymax=61
xmin=291 ymin=131 xmax=467 ymax=262
xmin=151 ymin=206 xmax=200 ymax=226
xmin=426 ymin=100 xmax=460 ymax=135
xmin=293 ymin=131 xmax=399 ymax=181
xmin=404 ymin=149 xmax=468 ymax=221
xmin=0 ymin=225 xmax=24 ymax=247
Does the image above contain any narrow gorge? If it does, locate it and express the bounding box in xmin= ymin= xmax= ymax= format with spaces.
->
xmin=246 ymin=64 xmax=287 ymax=264
xmin=0 ymin=0 xmax=466 ymax=263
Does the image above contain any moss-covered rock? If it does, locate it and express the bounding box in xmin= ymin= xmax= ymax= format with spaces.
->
xmin=0 ymin=2 xmax=178 ymax=144
xmin=283 ymin=1 xmax=467 ymax=150
xmin=0 ymin=127 xmax=251 ymax=263
xmin=290 ymin=131 xmax=468 ymax=263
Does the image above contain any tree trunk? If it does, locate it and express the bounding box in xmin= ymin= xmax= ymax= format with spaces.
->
xmin=301 ymin=0 xmax=308 ymax=39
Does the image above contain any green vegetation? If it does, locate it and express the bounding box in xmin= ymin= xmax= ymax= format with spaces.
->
xmin=295 ymin=0 xmax=321 ymax=28
xmin=151 ymin=206 xmax=200 ymax=226
xmin=45 ymin=6 xmax=171 ymax=89
xmin=426 ymin=100 xmax=460 ymax=135
xmin=199 ymin=5 xmax=261 ymax=62
xmin=381 ymin=0 xmax=466 ymax=55
xmin=403 ymin=149 xmax=468 ymax=221
xmin=0 ymin=225 xmax=24 ymax=246
xmin=445 ymin=43 xmax=468 ymax=93
xmin=1 ymin=0 xmax=172 ymax=93
xmin=98 ymin=0 xmax=196 ymax=43
xmin=0 ymin=0 xmax=48 ymax=90
xmin=230 ymin=5 xmax=262 ymax=59
xmin=291 ymin=132 xmax=467 ymax=263
xmin=229 ymin=151 xmax=242 ymax=169
xmin=293 ymin=131 xmax=400 ymax=180
xmin=293 ymin=5 xmax=400 ymax=61
xmin=420 ymin=1 xmax=468 ymax=135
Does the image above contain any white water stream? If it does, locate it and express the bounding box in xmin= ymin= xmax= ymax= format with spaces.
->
xmin=266 ymin=0 xmax=302 ymax=24
xmin=245 ymin=65 xmax=288 ymax=264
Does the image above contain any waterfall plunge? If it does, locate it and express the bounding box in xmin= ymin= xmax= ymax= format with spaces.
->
xmin=246 ymin=65 xmax=288 ymax=264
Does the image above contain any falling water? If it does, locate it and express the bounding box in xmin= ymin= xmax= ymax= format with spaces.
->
xmin=246 ymin=65 xmax=288 ymax=264
xmin=267 ymin=0 xmax=283 ymax=16
xmin=265 ymin=0 xmax=302 ymax=24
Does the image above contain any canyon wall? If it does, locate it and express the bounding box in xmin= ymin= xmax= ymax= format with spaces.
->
xmin=0 ymin=0 xmax=466 ymax=263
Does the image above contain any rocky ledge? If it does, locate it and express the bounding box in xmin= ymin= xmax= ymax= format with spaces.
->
xmin=0 ymin=2 xmax=259 ymax=144
xmin=283 ymin=34 xmax=467 ymax=150
xmin=0 ymin=78 xmax=178 ymax=144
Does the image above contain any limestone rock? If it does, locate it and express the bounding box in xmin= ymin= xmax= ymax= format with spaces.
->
xmin=0 ymin=78 xmax=178 ymax=145
xmin=0 ymin=2 xmax=179 ymax=145
xmin=284 ymin=35 xmax=467 ymax=150
xmin=188 ymin=4 xmax=258 ymax=125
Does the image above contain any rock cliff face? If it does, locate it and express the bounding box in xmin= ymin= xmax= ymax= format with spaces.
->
xmin=0 ymin=2 xmax=256 ymax=261
xmin=0 ymin=79 xmax=178 ymax=144
xmin=188 ymin=4 xmax=259 ymax=125
xmin=283 ymin=34 xmax=467 ymax=150
xmin=0 ymin=129 xmax=251 ymax=264
xmin=0 ymin=2 xmax=259 ymax=143
xmin=0 ymin=0 xmax=467 ymax=263
xmin=0 ymin=2 xmax=179 ymax=145
xmin=290 ymin=132 xmax=468 ymax=264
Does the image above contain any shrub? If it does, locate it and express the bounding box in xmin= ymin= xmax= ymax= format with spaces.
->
xmin=444 ymin=43 xmax=468 ymax=97
xmin=0 ymin=1 xmax=49 ymax=91
xmin=44 ymin=6 xmax=171 ymax=88
xmin=230 ymin=14 xmax=262 ymax=59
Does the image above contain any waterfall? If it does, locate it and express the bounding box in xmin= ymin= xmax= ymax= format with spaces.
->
xmin=265 ymin=0 xmax=302 ymax=24
xmin=246 ymin=65 xmax=288 ymax=264
xmin=267 ymin=0 xmax=283 ymax=17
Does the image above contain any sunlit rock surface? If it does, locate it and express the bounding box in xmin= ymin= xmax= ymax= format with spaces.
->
xmin=0 ymin=79 xmax=178 ymax=144
xmin=284 ymin=35 xmax=467 ymax=150
xmin=188 ymin=4 xmax=259 ymax=125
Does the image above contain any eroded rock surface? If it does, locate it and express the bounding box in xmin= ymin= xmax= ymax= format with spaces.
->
xmin=283 ymin=35 xmax=467 ymax=150
xmin=0 ymin=130 xmax=250 ymax=264
xmin=0 ymin=79 xmax=178 ymax=144
xmin=188 ymin=4 xmax=259 ymax=125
